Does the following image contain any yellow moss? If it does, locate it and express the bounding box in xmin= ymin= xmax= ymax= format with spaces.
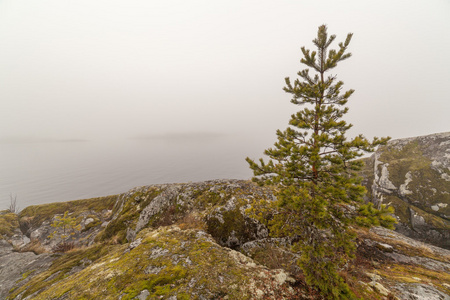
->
xmin=0 ymin=211 xmax=19 ymax=237
xmin=95 ymin=188 xmax=161 ymax=244
xmin=8 ymin=243 xmax=114 ymax=299
xmin=177 ymin=292 xmax=191 ymax=300
xmin=410 ymin=205 xmax=450 ymax=230
xmin=19 ymin=195 xmax=118 ymax=226
xmin=8 ymin=182 xmax=298 ymax=299
xmin=11 ymin=227 xmax=264 ymax=300
xmin=378 ymin=140 xmax=450 ymax=219
xmin=377 ymin=264 xmax=450 ymax=293
xmin=354 ymin=226 xmax=450 ymax=263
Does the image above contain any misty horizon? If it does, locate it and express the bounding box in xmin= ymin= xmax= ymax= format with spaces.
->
xmin=0 ymin=131 xmax=229 ymax=143
xmin=1 ymin=0 xmax=449 ymax=144
xmin=1 ymin=0 xmax=449 ymax=207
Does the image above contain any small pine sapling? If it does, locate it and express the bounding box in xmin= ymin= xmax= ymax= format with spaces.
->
xmin=48 ymin=211 xmax=81 ymax=252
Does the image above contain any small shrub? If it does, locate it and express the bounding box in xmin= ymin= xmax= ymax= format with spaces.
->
xmin=177 ymin=213 xmax=206 ymax=230
xmin=8 ymin=193 xmax=20 ymax=214
xmin=155 ymin=205 xmax=178 ymax=227
xmin=48 ymin=211 xmax=81 ymax=252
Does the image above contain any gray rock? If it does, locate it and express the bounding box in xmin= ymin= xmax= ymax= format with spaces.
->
xmin=22 ymin=209 xmax=109 ymax=252
xmin=376 ymin=242 xmax=394 ymax=252
xmin=395 ymin=283 xmax=450 ymax=300
xmin=144 ymin=265 xmax=166 ymax=275
xmin=149 ymin=246 xmax=169 ymax=259
xmin=10 ymin=229 xmax=30 ymax=249
xmin=385 ymin=252 xmax=450 ymax=272
xmin=361 ymin=132 xmax=450 ymax=249
xmin=134 ymin=289 xmax=149 ymax=300
xmin=126 ymin=185 xmax=184 ymax=242
xmin=124 ymin=237 xmax=142 ymax=253
xmin=0 ymin=251 xmax=54 ymax=300
xmin=84 ymin=217 xmax=94 ymax=225
xmin=368 ymin=281 xmax=390 ymax=296
xmin=0 ymin=239 xmax=14 ymax=257
xmin=116 ymin=179 xmax=272 ymax=249
xmin=4 ymin=178 xmax=449 ymax=299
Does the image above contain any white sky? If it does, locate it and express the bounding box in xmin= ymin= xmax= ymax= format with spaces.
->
xmin=1 ymin=0 xmax=449 ymax=142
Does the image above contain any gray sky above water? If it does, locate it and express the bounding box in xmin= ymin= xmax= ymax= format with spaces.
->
xmin=1 ymin=0 xmax=449 ymax=143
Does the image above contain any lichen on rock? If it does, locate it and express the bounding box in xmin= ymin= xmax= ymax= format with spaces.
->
xmin=360 ymin=132 xmax=450 ymax=249
xmin=2 ymin=167 xmax=450 ymax=299
xmin=8 ymin=226 xmax=297 ymax=300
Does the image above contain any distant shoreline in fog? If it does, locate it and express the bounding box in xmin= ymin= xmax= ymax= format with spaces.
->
xmin=0 ymin=137 xmax=89 ymax=144
xmin=132 ymin=132 xmax=227 ymax=142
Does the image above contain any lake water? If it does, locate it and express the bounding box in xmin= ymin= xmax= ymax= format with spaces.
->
xmin=0 ymin=134 xmax=271 ymax=209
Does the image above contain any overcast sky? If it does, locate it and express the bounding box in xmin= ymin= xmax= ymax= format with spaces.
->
xmin=1 ymin=0 xmax=449 ymax=143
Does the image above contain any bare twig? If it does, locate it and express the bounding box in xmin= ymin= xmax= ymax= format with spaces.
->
xmin=8 ymin=193 xmax=20 ymax=214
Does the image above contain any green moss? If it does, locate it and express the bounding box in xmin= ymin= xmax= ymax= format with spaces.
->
xmin=207 ymin=205 xmax=259 ymax=249
xmin=378 ymin=141 xmax=450 ymax=215
xmin=119 ymin=265 xmax=187 ymax=299
xmin=14 ymin=269 xmax=36 ymax=285
xmin=19 ymin=195 xmax=117 ymax=228
xmin=407 ymin=167 xmax=450 ymax=213
xmin=8 ymin=181 xmax=289 ymax=299
xmin=96 ymin=182 xmax=261 ymax=245
xmin=410 ymin=205 xmax=450 ymax=230
xmin=82 ymin=217 xmax=101 ymax=232
xmin=22 ymin=270 xmax=34 ymax=279
xmin=195 ymin=190 xmax=226 ymax=207
xmin=384 ymin=195 xmax=410 ymax=225
xmin=0 ymin=211 xmax=19 ymax=237
xmin=359 ymin=157 xmax=375 ymax=200
xmin=377 ymin=263 xmax=450 ymax=294
xmin=370 ymin=140 xmax=450 ymax=236
xmin=378 ymin=141 xmax=429 ymax=187
xmin=177 ymin=292 xmax=191 ymax=300
xmin=10 ymin=226 xmax=266 ymax=300
xmin=95 ymin=188 xmax=162 ymax=243
xmin=8 ymin=243 xmax=113 ymax=299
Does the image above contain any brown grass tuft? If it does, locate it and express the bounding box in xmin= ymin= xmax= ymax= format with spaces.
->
xmin=177 ymin=213 xmax=206 ymax=230
xmin=19 ymin=239 xmax=47 ymax=255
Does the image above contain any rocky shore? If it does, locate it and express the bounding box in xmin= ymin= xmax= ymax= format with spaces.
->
xmin=0 ymin=132 xmax=449 ymax=299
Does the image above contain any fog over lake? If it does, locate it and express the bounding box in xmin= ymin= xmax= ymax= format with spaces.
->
xmin=0 ymin=133 xmax=272 ymax=208
xmin=1 ymin=0 xmax=449 ymax=209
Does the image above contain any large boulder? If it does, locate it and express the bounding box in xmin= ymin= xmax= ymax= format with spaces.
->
xmin=360 ymin=132 xmax=450 ymax=249
xmin=2 ymin=175 xmax=450 ymax=299
xmin=99 ymin=179 xmax=272 ymax=249
xmin=16 ymin=195 xmax=116 ymax=252
xmin=0 ymin=240 xmax=54 ymax=300
xmin=7 ymin=226 xmax=299 ymax=300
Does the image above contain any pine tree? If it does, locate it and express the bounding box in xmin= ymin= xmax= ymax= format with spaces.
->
xmin=246 ymin=25 xmax=395 ymax=299
xmin=48 ymin=211 xmax=81 ymax=252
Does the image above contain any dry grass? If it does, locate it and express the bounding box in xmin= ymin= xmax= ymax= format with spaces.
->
xmin=19 ymin=239 xmax=47 ymax=255
xmin=353 ymin=226 xmax=450 ymax=262
xmin=53 ymin=241 xmax=76 ymax=253
xmin=177 ymin=213 xmax=206 ymax=230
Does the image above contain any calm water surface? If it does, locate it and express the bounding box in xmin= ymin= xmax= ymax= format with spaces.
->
xmin=0 ymin=135 xmax=269 ymax=209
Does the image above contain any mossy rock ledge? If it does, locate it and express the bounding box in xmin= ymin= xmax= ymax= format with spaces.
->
xmin=1 ymin=178 xmax=450 ymax=299
xmin=360 ymin=132 xmax=450 ymax=249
